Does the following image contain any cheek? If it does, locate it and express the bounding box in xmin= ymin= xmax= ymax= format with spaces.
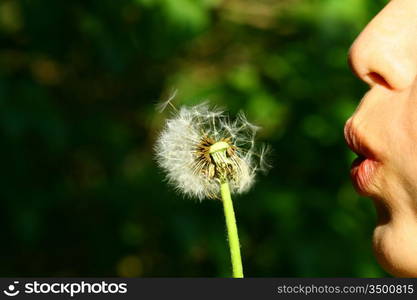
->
xmin=390 ymin=130 xmax=417 ymax=182
xmin=385 ymin=90 xmax=417 ymax=190
xmin=403 ymin=81 xmax=417 ymax=145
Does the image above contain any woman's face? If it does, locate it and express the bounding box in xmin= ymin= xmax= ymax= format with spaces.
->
xmin=345 ymin=0 xmax=417 ymax=276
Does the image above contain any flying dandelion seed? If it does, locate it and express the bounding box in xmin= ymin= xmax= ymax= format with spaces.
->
xmin=155 ymin=102 xmax=269 ymax=200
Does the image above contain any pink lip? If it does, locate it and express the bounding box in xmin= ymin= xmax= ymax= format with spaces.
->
xmin=344 ymin=119 xmax=380 ymax=195
xmin=350 ymin=156 xmax=379 ymax=196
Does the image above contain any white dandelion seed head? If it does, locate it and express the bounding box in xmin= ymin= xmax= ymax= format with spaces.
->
xmin=155 ymin=102 xmax=269 ymax=200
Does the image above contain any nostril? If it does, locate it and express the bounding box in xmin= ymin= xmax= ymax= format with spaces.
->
xmin=367 ymin=72 xmax=391 ymax=89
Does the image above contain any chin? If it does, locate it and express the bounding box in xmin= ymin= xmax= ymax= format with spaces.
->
xmin=373 ymin=216 xmax=417 ymax=277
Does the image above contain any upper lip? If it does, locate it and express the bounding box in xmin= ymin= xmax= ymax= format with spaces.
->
xmin=344 ymin=118 xmax=376 ymax=159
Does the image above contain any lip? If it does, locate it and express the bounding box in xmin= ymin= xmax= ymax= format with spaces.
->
xmin=344 ymin=119 xmax=380 ymax=195
xmin=350 ymin=156 xmax=379 ymax=195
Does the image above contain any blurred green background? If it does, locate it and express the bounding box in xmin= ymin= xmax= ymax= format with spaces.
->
xmin=0 ymin=0 xmax=389 ymax=277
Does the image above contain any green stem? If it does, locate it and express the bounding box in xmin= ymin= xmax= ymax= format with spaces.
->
xmin=220 ymin=180 xmax=244 ymax=278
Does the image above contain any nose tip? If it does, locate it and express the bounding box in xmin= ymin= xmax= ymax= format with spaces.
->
xmin=347 ymin=41 xmax=392 ymax=90
xmin=347 ymin=45 xmax=363 ymax=83
xmin=347 ymin=0 xmax=417 ymax=91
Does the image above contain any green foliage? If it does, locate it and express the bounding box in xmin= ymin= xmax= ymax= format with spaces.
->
xmin=0 ymin=0 xmax=388 ymax=276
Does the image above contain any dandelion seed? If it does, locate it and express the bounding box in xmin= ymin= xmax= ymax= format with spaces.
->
xmin=156 ymin=89 xmax=178 ymax=113
xmin=155 ymin=102 xmax=267 ymax=200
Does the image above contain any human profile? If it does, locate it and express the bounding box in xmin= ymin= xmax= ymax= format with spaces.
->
xmin=345 ymin=0 xmax=417 ymax=277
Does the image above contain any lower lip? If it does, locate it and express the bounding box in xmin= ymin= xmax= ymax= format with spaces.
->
xmin=350 ymin=156 xmax=379 ymax=195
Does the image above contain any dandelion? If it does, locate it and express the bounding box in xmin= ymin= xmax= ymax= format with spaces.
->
xmin=155 ymin=102 xmax=269 ymax=278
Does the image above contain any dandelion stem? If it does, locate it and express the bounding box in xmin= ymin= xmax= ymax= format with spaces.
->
xmin=220 ymin=180 xmax=244 ymax=278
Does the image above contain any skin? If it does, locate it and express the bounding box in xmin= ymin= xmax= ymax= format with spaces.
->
xmin=347 ymin=0 xmax=417 ymax=277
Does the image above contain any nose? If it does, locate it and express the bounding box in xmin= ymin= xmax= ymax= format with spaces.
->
xmin=348 ymin=0 xmax=417 ymax=90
